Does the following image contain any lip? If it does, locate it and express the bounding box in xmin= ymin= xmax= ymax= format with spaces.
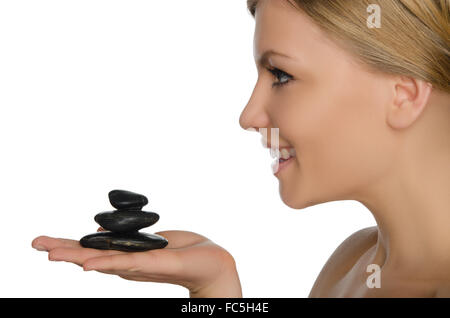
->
xmin=272 ymin=156 xmax=294 ymax=176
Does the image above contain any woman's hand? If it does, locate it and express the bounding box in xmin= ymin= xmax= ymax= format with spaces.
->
xmin=31 ymin=229 xmax=242 ymax=297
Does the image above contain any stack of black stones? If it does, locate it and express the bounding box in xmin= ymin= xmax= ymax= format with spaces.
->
xmin=80 ymin=189 xmax=168 ymax=252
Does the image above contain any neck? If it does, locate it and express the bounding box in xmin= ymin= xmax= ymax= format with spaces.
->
xmin=355 ymin=90 xmax=450 ymax=280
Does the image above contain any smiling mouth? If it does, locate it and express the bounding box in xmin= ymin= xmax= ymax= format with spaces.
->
xmin=270 ymin=147 xmax=296 ymax=174
xmin=271 ymin=147 xmax=296 ymax=161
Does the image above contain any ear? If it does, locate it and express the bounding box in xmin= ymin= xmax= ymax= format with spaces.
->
xmin=386 ymin=76 xmax=433 ymax=130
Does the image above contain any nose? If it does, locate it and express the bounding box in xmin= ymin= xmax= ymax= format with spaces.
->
xmin=239 ymin=80 xmax=270 ymax=132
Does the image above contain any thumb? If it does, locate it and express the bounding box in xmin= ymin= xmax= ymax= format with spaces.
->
xmin=97 ymin=227 xmax=106 ymax=232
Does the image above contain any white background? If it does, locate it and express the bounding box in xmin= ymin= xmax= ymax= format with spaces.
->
xmin=0 ymin=0 xmax=375 ymax=297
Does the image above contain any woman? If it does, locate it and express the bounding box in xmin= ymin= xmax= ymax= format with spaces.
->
xmin=32 ymin=0 xmax=450 ymax=297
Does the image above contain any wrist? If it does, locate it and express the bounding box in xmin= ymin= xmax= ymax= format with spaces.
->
xmin=189 ymin=258 xmax=242 ymax=298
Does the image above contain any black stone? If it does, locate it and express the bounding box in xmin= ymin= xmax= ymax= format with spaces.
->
xmin=80 ymin=231 xmax=168 ymax=252
xmin=108 ymin=189 xmax=148 ymax=210
xmin=79 ymin=189 xmax=168 ymax=252
xmin=94 ymin=210 xmax=159 ymax=233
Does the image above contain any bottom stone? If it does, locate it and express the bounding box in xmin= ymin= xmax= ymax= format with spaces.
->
xmin=80 ymin=231 xmax=168 ymax=252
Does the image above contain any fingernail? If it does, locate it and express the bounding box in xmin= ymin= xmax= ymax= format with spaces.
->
xmin=34 ymin=245 xmax=47 ymax=251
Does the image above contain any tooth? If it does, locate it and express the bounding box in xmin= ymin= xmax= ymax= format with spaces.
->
xmin=289 ymin=148 xmax=296 ymax=157
xmin=270 ymin=149 xmax=280 ymax=158
xmin=281 ymin=148 xmax=290 ymax=159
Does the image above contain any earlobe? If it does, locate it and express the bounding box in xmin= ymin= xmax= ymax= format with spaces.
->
xmin=386 ymin=76 xmax=433 ymax=130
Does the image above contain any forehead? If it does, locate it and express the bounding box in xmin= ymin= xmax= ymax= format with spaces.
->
xmin=253 ymin=0 xmax=331 ymax=61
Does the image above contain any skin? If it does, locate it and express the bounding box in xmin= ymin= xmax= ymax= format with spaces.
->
xmin=32 ymin=228 xmax=242 ymax=297
xmin=32 ymin=0 xmax=450 ymax=297
xmin=239 ymin=0 xmax=450 ymax=297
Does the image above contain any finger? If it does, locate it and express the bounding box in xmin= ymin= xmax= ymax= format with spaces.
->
xmin=153 ymin=230 xmax=208 ymax=249
xmin=97 ymin=227 xmax=106 ymax=232
xmin=83 ymin=249 xmax=182 ymax=277
xmin=95 ymin=270 xmax=151 ymax=281
xmin=91 ymin=270 xmax=152 ymax=282
xmin=48 ymin=247 xmax=125 ymax=266
xmin=101 ymin=271 xmax=172 ymax=283
xmin=91 ymin=269 xmax=177 ymax=284
xmin=118 ymin=275 xmax=151 ymax=282
xmin=32 ymin=236 xmax=81 ymax=251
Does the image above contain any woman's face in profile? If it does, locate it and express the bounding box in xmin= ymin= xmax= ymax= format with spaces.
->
xmin=240 ymin=0 xmax=397 ymax=209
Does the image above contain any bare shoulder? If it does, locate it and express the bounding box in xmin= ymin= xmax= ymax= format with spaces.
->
xmin=308 ymin=226 xmax=378 ymax=297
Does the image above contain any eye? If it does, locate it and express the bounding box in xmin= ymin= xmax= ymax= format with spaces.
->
xmin=266 ymin=67 xmax=293 ymax=88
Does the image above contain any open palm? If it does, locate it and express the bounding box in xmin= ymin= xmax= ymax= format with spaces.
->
xmin=32 ymin=229 xmax=242 ymax=297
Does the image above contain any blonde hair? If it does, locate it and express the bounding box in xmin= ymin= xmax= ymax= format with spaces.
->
xmin=247 ymin=0 xmax=450 ymax=93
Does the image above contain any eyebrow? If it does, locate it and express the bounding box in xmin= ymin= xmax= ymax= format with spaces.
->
xmin=256 ymin=49 xmax=292 ymax=66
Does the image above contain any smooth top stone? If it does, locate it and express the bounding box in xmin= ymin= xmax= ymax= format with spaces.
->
xmin=94 ymin=210 xmax=159 ymax=233
xmin=108 ymin=189 xmax=148 ymax=210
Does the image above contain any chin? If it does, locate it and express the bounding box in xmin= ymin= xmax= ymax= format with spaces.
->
xmin=278 ymin=177 xmax=331 ymax=210
xmin=280 ymin=191 xmax=328 ymax=210
xmin=278 ymin=182 xmax=308 ymax=209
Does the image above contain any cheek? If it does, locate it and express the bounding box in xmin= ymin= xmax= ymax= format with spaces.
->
xmin=279 ymin=75 xmax=395 ymax=203
xmin=310 ymin=79 xmax=394 ymax=199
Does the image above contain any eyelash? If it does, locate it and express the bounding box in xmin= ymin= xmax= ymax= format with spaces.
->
xmin=266 ymin=67 xmax=293 ymax=88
